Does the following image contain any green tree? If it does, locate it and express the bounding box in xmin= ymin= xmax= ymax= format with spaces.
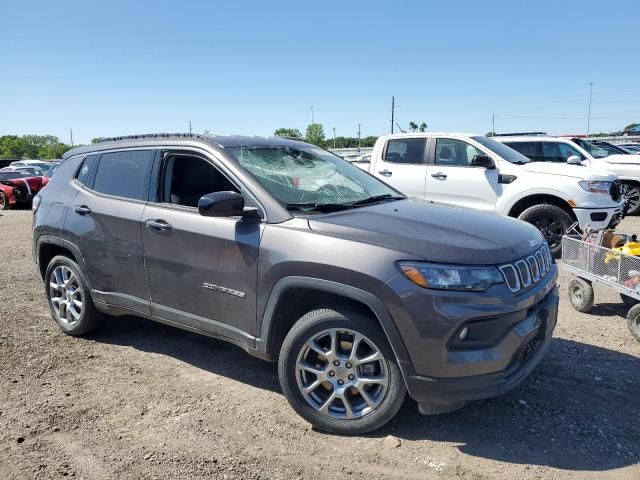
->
xmin=419 ymin=122 xmax=427 ymax=132
xmin=91 ymin=137 xmax=106 ymax=144
xmin=408 ymin=121 xmax=418 ymax=132
xmin=274 ymin=128 xmax=303 ymax=139
xmin=305 ymin=124 xmax=326 ymax=146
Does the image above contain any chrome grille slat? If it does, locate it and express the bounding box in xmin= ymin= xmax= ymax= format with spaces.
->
xmin=499 ymin=245 xmax=553 ymax=293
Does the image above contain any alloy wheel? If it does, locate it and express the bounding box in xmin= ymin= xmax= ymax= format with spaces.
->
xmin=295 ymin=328 xmax=389 ymax=420
xmin=620 ymin=183 xmax=640 ymax=214
xmin=533 ymin=217 xmax=564 ymax=250
xmin=49 ymin=265 xmax=83 ymax=326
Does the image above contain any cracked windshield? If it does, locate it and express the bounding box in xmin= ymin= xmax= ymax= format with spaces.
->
xmin=228 ymin=145 xmax=402 ymax=211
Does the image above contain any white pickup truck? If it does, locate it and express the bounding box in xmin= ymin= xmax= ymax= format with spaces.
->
xmin=494 ymin=135 xmax=640 ymax=215
xmin=366 ymin=133 xmax=624 ymax=256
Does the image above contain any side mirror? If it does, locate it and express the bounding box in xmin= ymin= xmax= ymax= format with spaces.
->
xmin=471 ymin=154 xmax=495 ymax=169
xmin=567 ymin=155 xmax=582 ymax=165
xmin=198 ymin=191 xmax=251 ymax=217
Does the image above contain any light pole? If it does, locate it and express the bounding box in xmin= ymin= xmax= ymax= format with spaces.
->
xmin=333 ymin=127 xmax=336 ymax=148
xmin=310 ymin=106 xmax=314 ymax=125
xmin=587 ymin=82 xmax=594 ymax=136
xmin=357 ymin=123 xmax=362 ymax=151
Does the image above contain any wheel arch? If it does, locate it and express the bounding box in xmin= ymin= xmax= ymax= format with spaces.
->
xmin=256 ymin=277 xmax=411 ymax=367
xmin=507 ymin=194 xmax=577 ymax=221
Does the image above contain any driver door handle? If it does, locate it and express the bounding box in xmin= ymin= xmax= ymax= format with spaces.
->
xmin=431 ymin=172 xmax=447 ymax=179
xmin=145 ymin=219 xmax=172 ymax=232
xmin=378 ymin=169 xmax=392 ymax=177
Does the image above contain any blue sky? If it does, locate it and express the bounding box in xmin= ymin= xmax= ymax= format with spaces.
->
xmin=1 ymin=0 xmax=639 ymax=145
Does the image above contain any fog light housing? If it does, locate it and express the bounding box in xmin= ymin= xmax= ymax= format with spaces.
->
xmin=459 ymin=327 xmax=469 ymax=341
xmin=590 ymin=212 xmax=607 ymax=222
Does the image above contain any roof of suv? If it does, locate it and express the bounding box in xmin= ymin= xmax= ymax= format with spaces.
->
xmin=62 ymin=133 xmax=309 ymax=159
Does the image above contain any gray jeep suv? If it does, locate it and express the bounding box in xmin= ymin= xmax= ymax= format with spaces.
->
xmin=33 ymin=133 xmax=558 ymax=434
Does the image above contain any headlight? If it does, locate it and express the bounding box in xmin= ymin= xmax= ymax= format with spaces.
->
xmin=399 ymin=262 xmax=504 ymax=291
xmin=579 ymin=180 xmax=612 ymax=195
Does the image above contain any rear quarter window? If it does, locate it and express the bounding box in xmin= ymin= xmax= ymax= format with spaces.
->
xmin=383 ymin=138 xmax=426 ymax=164
xmin=75 ymin=155 xmax=99 ymax=186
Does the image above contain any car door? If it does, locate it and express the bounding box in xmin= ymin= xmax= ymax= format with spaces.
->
xmin=141 ymin=149 xmax=262 ymax=340
xmin=65 ymin=149 xmax=155 ymax=314
xmin=425 ymin=137 xmax=499 ymax=211
xmin=371 ymin=137 xmax=428 ymax=198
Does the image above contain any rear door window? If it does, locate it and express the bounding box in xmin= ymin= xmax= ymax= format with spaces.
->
xmin=92 ymin=150 xmax=154 ymax=200
xmin=503 ymin=142 xmax=543 ymax=162
xmin=383 ymin=138 xmax=426 ymax=164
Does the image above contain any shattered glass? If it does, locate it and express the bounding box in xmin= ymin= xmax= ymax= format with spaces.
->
xmin=228 ymin=145 xmax=397 ymax=207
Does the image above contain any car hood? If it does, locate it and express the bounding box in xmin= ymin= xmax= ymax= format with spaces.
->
xmin=598 ymin=154 xmax=640 ymax=165
xmin=308 ymin=199 xmax=544 ymax=265
xmin=521 ymin=161 xmax=616 ymax=181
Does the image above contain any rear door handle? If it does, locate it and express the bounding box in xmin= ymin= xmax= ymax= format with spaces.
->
xmin=73 ymin=205 xmax=92 ymax=215
xmin=431 ymin=172 xmax=447 ymax=179
xmin=378 ymin=169 xmax=392 ymax=177
xmin=145 ymin=219 xmax=172 ymax=232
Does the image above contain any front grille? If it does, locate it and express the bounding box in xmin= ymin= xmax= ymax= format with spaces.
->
xmin=611 ymin=181 xmax=622 ymax=202
xmin=499 ymin=244 xmax=553 ymax=293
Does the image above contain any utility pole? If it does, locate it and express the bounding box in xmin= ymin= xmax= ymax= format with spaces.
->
xmin=70 ymin=128 xmax=74 ymax=146
xmin=587 ymin=82 xmax=594 ymax=136
xmin=310 ymin=106 xmax=314 ymax=125
xmin=333 ymin=127 xmax=336 ymax=148
xmin=357 ymin=123 xmax=362 ymax=151
xmin=390 ymin=96 xmax=395 ymax=134
xmin=189 ymin=120 xmax=192 ymax=135
xmin=492 ymin=114 xmax=495 ymax=135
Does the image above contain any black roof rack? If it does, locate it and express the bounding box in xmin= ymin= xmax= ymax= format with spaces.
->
xmin=96 ymin=132 xmax=214 ymax=143
xmin=495 ymin=132 xmax=547 ymax=137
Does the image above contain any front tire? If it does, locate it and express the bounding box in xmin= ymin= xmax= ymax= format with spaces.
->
xmin=568 ymin=278 xmax=594 ymax=313
xmin=620 ymin=182 xmax=640 ymax=216
xmin=278 ymin=308 xmax=406 ymax=434
xmin=0 ymin=191 xmax=9 ymax=210
xmin=45 ymin=255 xmax=102 ymax=336
xmin=518 ymin=204 xmax=573 ymax=258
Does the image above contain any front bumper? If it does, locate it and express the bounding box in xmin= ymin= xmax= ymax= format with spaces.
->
xmin=402 ymin=285 xmax=558 ymax=409
xmin=573 ymin=204 xmax=623 ymax=231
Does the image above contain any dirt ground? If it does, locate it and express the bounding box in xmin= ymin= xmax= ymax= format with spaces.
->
xmin=0 ymin=208 xmax=638 ymax=480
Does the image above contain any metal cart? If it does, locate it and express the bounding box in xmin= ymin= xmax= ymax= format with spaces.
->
xmin=561 ymin=233 xmax=640 ymax=342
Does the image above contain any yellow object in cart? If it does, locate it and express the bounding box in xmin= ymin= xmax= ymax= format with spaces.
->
xmin=604 ymin=242 xmax=640 ymax=264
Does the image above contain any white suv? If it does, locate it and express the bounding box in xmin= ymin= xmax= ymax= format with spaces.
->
xmin=368 ymin=133 xmax=624 ymax=256
xmin=494 ymin=135 xmax=640 ymax=215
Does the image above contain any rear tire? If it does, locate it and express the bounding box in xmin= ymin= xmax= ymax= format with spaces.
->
xmin=626 ymin=304 xmax=640 ymax=342
xmin=278 ymin=308 xmax=406 ymax=434
xmin=0 ymin=191 xmax=9 ymax=210
xmin=44 ymin=255 xmax=102 ymax=336
xmin=620 ymin=182 xmax=640 ymax=216
xmin=568 ymin=278 xmax=594 ymax=313
xmin=518 ymin=203 xmax=573 ymax=258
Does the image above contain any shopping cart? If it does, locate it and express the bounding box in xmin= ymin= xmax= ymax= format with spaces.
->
xmin=561 ymin=232 xmax=640 ymax=342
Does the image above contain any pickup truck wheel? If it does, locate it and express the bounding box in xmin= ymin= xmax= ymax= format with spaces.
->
xmin=45 ymin=255 xmax=102 ymax=336
xmin=0 ymin=192 xmax=9 ymax=210
xmin=278 ymin=308 xmax=406 ymax=434
xmin=568 ymin=278 xmax=594 ymax=313
xmin=620 ymin=182 xmax=640 ymax=215
xmin=518 ymin=204 xmax=573 ymax=258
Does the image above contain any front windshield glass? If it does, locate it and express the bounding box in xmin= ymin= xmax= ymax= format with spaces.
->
xmin=472 ymin=136 xmax=530 ymax=164
xmin=574 ymin=139 xmax=609 ymax=158
xmin=227 ymin=144 xmax=403 ymax=210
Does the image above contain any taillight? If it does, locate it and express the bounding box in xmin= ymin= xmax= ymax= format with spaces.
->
xmin=32 ymin=194 xmax=41 ymax=214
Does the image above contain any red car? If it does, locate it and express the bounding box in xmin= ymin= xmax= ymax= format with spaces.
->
xmin=0 ymin=172 xmax=49 ymax=210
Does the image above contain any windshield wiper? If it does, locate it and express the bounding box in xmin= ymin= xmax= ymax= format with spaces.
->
xmin=284 ymin=202 xmax=354 ymax=212
xmin=349 ymin=194 xmax=405 ymax=207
